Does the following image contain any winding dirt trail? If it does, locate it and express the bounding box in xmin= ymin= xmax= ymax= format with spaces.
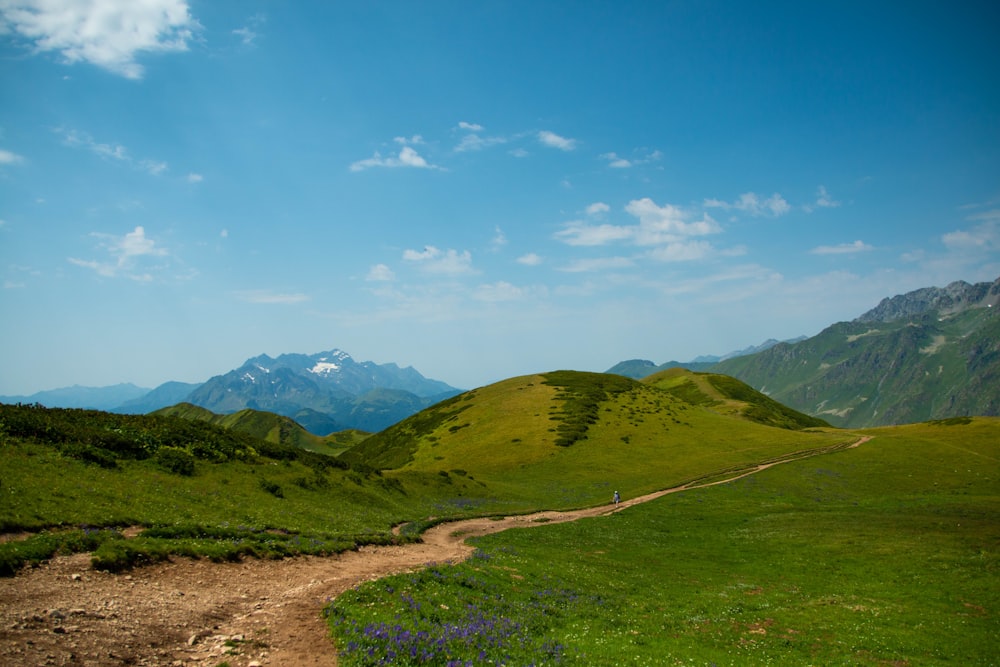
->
xmin=0 ymin=437 xmax=870 ymax=666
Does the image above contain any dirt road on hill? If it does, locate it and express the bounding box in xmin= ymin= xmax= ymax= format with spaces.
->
xmin=0 ymin=437 xmax=870 ymax=666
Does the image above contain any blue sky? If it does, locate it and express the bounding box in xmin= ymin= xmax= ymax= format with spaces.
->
xmin=1 ymin=1 xmax=998 ymax=395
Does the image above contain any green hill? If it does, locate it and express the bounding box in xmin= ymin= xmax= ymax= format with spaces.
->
xmin=341 ymin=370 xmax=851 ymax=509
xmin=153 ymin=402 xmax=364 ymax=456
xmin=643 ymin=367 xmax=831 ymax=430
xmin=2 ymin=371 xmax=853 ymax=573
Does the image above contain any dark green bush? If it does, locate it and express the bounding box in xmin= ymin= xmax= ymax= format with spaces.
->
xmin=154 ymin=446 xmax=196 ymax=475
xmin=259 ymin=478 xmax=284 ymax=498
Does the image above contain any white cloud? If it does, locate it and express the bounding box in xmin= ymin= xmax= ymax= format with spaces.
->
xmin=68 ymin=225 xmax=169 ymax=279
xmin=943 ymin=219 xmax=999 ymax=252
xmin=599 ymin=149 xmax=662 ymax=169
xmin=235 ymin=290 xmax=310 ymax=304
xmin=965 ymin=208 xmax=1000 ymax=223
xmin=474 ymin=281 xmax=523 ymax=302
xmin=815 ymin=185 xmax=841 ymax=208
xmin=517 ymin=252 xmax=543 ymax=266
xmin=455 ymin=133 xmax=507 ymax=152
xmin=394 ymin=135 xmax=424 ymax=145
xmin=140 ymin=159 xmax=167 ymax=175
xmin=600 ymin=152 xmax=632 ymax=168
xmin=402 ymin=246 xmax=476 ymax=275
xmin=0 ymin=0 xmax=198 ymax=79
xmin=350 ymin=146 xmax=439 ymax=171
xmin=60 ymin=128 xmax=168 ymax=175
xmin=187 ymin=172 xmax=203 ymax=183
xmin=704 ymin=192 xmax=791 ymax=217
xmin=554 ymin=221 xmax=634 ymax=246
xmin=537 ymin=130 xmax=577 ymax=151
xmin=458 ymin=121 xmax=484 ymax=131
xmin=810 ymin=240 xmax=873 ymax=255
xmin=366 ymin=263 xmax=395 ymax=281
xmin=585 ymin=202 xmax=610 ymax=216
xmin=490 ymin=226 xmax=507 ymax=250
xmin=232 ymin=13 xmax=264 ymax=46
xmin=0 ymin=148 xmax=25 ymax=164
xmin=625 ymin=198 xmax=721 ymax=244
xmin=555 ymin=198 xmax=721 ymax=250
xmin=646 ymin=240 xmax=714 ymax=262
xmin=558 ymin=256 xmax=634 ymax=273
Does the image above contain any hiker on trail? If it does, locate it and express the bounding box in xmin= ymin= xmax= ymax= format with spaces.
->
xmin=613 ymin=490 xmax=620 ymax=505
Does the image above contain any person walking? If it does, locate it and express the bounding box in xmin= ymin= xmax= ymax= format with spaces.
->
xmin=613 ymin=490 xmax=620 ymax=505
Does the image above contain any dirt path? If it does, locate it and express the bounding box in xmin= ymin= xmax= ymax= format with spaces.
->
xmin=0 ymin=437 xmax=870 ymax=666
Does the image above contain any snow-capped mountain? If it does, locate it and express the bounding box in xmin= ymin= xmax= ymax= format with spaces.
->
xmin=182 ymin=349 xmax=461 ymax=434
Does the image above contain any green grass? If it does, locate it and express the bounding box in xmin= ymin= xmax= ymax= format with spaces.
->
xmin=328 ymin=417 xmax=1000 ymax=665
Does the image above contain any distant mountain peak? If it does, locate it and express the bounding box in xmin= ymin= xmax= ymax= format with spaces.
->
xmin=855 ymin=277 xmax=1000 ymax=323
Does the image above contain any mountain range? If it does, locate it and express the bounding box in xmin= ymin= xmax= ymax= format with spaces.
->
xmin=1 ymin=350 xmax=460 ymax=435
xmin=611 ymin=277 xmax=1000 ymax=428
xmin=4 ymin=277 xmax=997 ymax=432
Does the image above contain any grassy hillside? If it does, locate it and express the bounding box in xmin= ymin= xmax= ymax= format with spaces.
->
xmin=2 ymin=371 xmax=852 ymax=574
xmin=712 ymin=305 xmax=1000 ymax=427
xmin=342 ymin=371 xmax=852 ymax=511
xmin=328 ymin=416 xmax=1000 ymax=665
xmin=153 ymin=402 xmax=362 ymax=456
xmin=0 ymin=403 xmax=417 ymax=574
xmin=644 ymin=367 xmax=831 ymax=429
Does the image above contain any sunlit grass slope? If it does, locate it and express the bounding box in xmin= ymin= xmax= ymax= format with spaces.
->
xmin=0 ymin=404 xmax=418 ymax=573
xmin=329 ymin=416 xmax=1000 ymax=666
xmin=342 ymin=371 xmax=854 ymax=512
xmin=645 ymin=367 xmax=830 ymax=430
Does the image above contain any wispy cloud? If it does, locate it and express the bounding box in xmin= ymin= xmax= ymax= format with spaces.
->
xmin=558 ymin=256 xmax=634 ymax=273
xmin=0 ymin=148 xmax=25 ymax=164
xmin=350 ymin=146 xmax=440 ymax=172
xmin=599 ymin=149 xmax=662 ymax=169
xmin=814 ymin=185 xmax=840 ymax=208
xmin=402 ymin=246 xmax=476 ymax=275
xmin=537 ymin=130 xmax=577 ymax=151
xmin=943 ymin=218 xmax=999 ymax=252
xmin=68 ymin=225 xmax=169 ymax=280
xmin=232 ymin=13 xmax=265 ymax=46
xmin=235 ymin=290 xmax=310 ymax=304
xmin=0 ymin=0 xmax=198 ymax=79
xmin=474 ymin=281 xmax=523 ymax=302
xmin=517 ymin=252 xmax=543 ymax=266
xmin=59 ymin=128 xmax=168 ymax=175
xmin=366 ymin=263 xmax=395 ymax=281
xmin=454 ymin=122 xmax=507 ymax=152
xmin=810 ymin=240 xmax=873 ymax=255
xmin=704 ymin=192 xmax=791 ymax=217
xmin=490 ymin=226 xmax=507 ymax=251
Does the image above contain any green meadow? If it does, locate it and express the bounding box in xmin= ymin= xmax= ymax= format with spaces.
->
xmin=2 ymin=372 xmax=997 ymax=664
xmin=327 ymin=417 xmax=999 ymax=666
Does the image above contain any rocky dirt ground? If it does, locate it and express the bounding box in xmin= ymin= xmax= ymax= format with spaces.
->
xmin=1 ymin=438 xmax=869 ymax=666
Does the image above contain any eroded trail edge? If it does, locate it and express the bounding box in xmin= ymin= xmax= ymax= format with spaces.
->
xmin=0 ymin=437 xmax=871 ymax=667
